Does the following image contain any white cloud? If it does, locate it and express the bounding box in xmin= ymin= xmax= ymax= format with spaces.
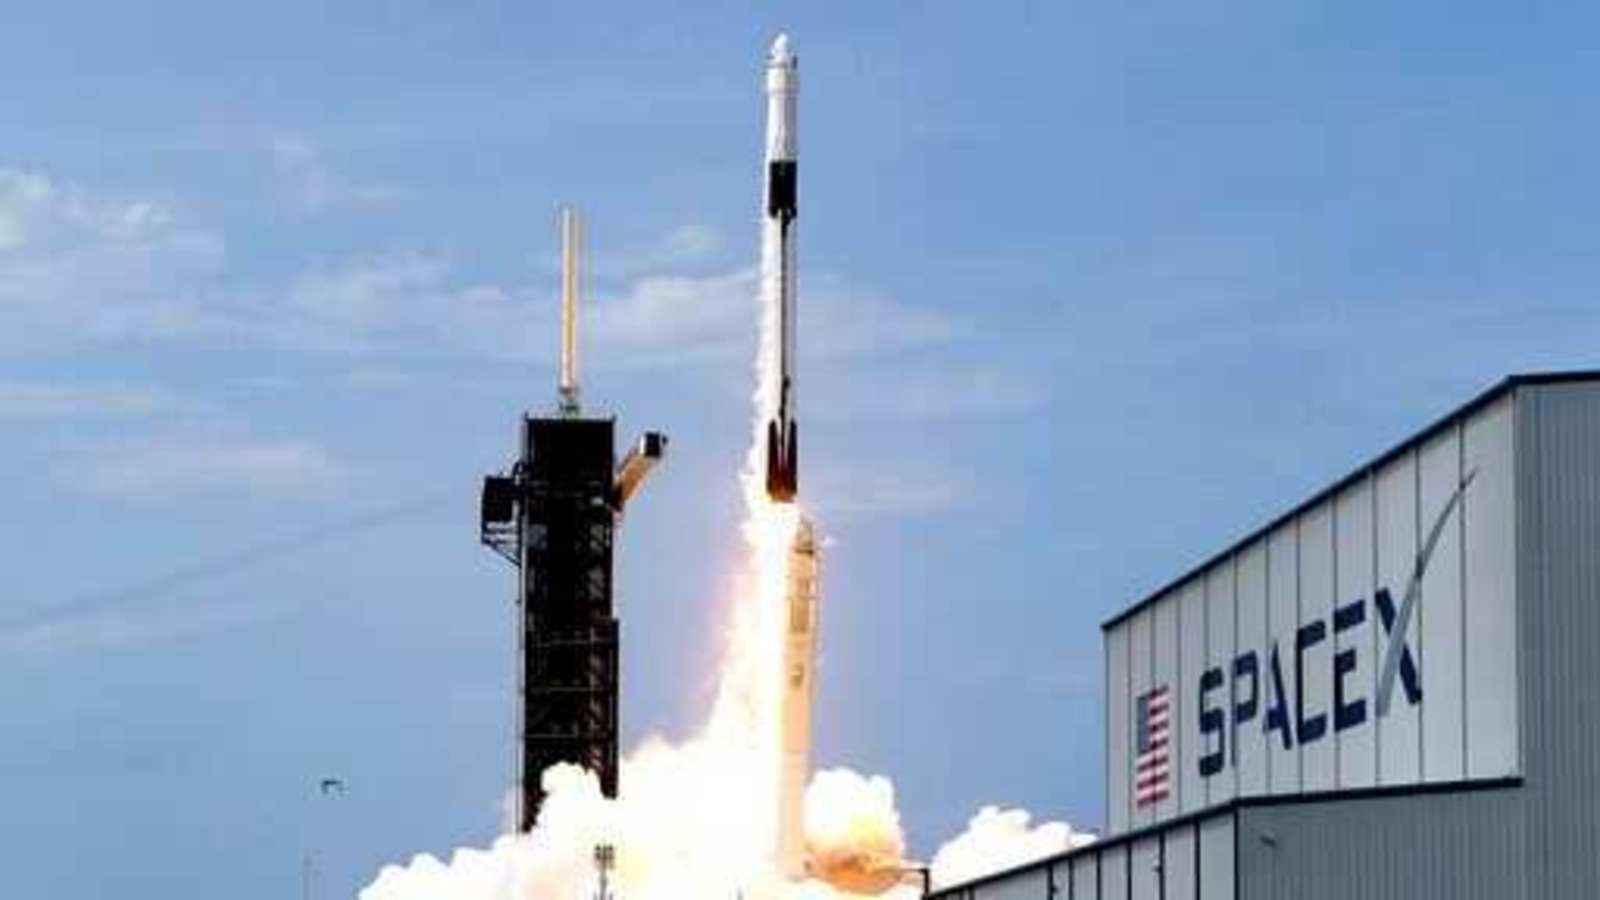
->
xmin=0 ymin=381 xmax=191 ymax=420
xmin=0 ymin=169 xmax=227 ymax=352
xmin=587 ymin=267 xmax=756 ymax=364
xmin=276 ymin=253 xmax=530 ymax=355
xmin=271 ymin=134 xmax=402 ymax=214
xmin=61 ymin=431 xmax=342 ymax=502
xmin=931 ymin=807 xmax=1094 ymax=889
xmin=0 ymin=164 xmax=959 ymax=368
xmin=271 ymin=254 xmax=745 ymax=364
xmin=593 ymin=223 xmax=724 ymax=278
xmin=278 ymin=253 xmax=962 ymax=367
xmin=585 ymin=266 xmax=964 ymax=366
xmin=805 ymin=273 xmax=965 ymax=358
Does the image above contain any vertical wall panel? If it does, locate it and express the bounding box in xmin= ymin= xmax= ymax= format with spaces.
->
xmin=1298 ymin=501 xmax=1335 ymax=792
xmin=1179 ymin=583 xmax=1206 ymax=814
xmin=1234 ymin=540 xmax=1269 ymax=797
xmin=1198 ymin=815 xmax=1236 ymax=900
xmin=1205 ymin=562 xmax=1236 ymax=807
xmin=1107 ymin=625 xmax=1130 ymax=834
xmin=1049 ymin=861 xmax=1071 ymax=900
xmin=1165 ymin=825 xmax=1197 ymax=900
xmin=1335 ymin=479 xmax=1376 ymax=788
xmin=1130 ymin=836 xmax=1161 ymax=900
xmin=1101 ymin=845 xmax=1128 ymax=900
xmin=1420 ymin=427 xmax=1466 ymax=781
xmin=1463 ymin=396 xmax=1518 ymax=778
xmin=1153 ymin=596 xmax=1181 ymax=821
xmin=975 ymin=870 xmax=1048 ymax=900
xmin=1375 ymin=450 xmax=1421 ymax=784
xmin=1266 ymin=524 xmax=1300 ymax=793
xmin=1070 ymin=853 xmax=1098 ymax=900
xmin=1235 ymin=787 xmax=1523 ymax=900
xmin=1517 ymin=383 xmax=1600 ymax=897
xmin=1129 ymin=610 xmax=1153 ymax=829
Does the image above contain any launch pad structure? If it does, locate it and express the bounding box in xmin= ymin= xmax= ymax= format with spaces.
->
xmin=480 ymin=209 xmax=664 ymax=831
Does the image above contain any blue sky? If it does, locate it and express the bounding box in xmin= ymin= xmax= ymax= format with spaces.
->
xmin=4 ymin=2 xmax=1599 ymax=897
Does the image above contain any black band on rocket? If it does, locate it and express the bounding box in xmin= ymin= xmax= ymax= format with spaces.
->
xmin=767 ymin=161 xmax=797 ymax=221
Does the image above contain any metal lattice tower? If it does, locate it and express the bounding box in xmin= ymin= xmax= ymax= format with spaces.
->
xmin=480 ymin=209 xmax=664 ymax=831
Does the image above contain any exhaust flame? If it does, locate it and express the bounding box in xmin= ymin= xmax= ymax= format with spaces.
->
xmin=359 ymin=237 xmax=1090 ymax=900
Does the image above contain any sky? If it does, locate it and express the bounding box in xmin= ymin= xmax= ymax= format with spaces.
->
xmin=3 ymin=1 xmax=1600 ymax=897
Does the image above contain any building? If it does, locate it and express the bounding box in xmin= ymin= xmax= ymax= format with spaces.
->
xmin=933 ymin=372 xmax=1600 ymax=899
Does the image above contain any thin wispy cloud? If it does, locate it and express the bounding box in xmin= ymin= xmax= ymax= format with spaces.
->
xmin=1 ymin=593 xmax=298 ymax=655
xmin=0 ymin=492 xmax=448 ymax=652
xmin=0 ymin=381 xmax=192 ymax=420
xmin=270 ymin=248 xmax=961 ymax=365
xmin=0 ymin=165 xmax=966 ymax=370
xmin=592 ymin=223 xmax=725 ymax=278
xmin=0 ymin=168 xmax=228 ymax=353
xmin=60 ymin=430 xmax=343 ymax=502
xmin=270 ymin=134 xmax=403 ymax=214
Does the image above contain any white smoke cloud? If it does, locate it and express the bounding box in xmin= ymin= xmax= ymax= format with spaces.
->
xmin=361 ymin=763 xmax=1093 ymax=900
xmin=804 ymin=769 xmax=905 ymax=876
xmin=929 ymin=807 xmax=1095 ymax=889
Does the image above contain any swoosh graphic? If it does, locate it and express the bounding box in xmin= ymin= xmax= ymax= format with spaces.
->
xmin=1375 ymin=467 xmax=1476 ymax=717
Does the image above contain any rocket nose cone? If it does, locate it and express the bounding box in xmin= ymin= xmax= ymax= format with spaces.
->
xmin=768 ymin=33 xmax=796 ymax=67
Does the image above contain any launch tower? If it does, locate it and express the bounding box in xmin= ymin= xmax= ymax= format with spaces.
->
xmin=480 ymin=209 xmax=664 ymax=831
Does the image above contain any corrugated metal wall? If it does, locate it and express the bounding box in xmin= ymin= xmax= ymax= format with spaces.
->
xmin=1235 ymin=788 xmax=1524 ymax=900
xmin=931 ymin=786 xmax=1530 ymax=900
xmin=1517 ymin=383 xmax=1600 ymax=898
xmin=931 ymin=812 xmax=1236 ymax=900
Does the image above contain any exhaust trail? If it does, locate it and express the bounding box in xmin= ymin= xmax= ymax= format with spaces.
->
xmin=0 ymin=491 xmax=451 ymax=648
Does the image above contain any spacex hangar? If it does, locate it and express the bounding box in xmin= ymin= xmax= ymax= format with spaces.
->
xmin=933 ymin=372 xmax=1600 ymax=899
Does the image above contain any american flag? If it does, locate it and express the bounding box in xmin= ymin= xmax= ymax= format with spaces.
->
xmin=1134 ymin=685 xmax=1171 ymax=808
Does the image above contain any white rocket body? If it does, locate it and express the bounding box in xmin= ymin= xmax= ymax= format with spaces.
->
xmin=762 ymin=34 xmax=800 ymax=503
xmin=777 ymin=515 xmax=820 ymax=878
xmin=762 ymin=32 xmax=818 ymax=882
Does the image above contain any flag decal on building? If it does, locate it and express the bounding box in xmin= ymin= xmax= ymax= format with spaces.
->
xmin=1135 ymin=685 xmax=1172 ymax=807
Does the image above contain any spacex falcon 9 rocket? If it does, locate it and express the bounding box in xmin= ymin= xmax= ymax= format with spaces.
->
xmin=763 ymin=33 xmax=800 ymax=505
xmin=761 ymin=34 xmax=819 ymax=882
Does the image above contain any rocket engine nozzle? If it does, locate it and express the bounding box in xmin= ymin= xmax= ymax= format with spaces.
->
xmin=765 ymin=416 xmax=798 ymax=503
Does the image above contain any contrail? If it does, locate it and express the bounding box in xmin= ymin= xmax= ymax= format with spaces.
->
xmin=0 ymin=489 xmax=454 ymax=643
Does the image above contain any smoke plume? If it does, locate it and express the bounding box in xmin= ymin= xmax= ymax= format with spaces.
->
xmin=359 ymin=210 xmax=1092 ymax=899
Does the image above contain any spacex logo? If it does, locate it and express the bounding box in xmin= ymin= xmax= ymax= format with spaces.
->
xmin=1194 ymin=470 xmax=1474 ymax=779
xmin=1140 ymin=471 xmax=1476 ymax=787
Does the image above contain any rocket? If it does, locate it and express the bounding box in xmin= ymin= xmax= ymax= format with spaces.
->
xmin=763 ymin=33 xmax=800 ymax=504
xmin=763 ymin=34 xmax=815 ymax=881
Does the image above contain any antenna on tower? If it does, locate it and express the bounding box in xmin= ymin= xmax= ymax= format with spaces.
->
xmin=558 ymin=206 xmax=582 ymax=416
